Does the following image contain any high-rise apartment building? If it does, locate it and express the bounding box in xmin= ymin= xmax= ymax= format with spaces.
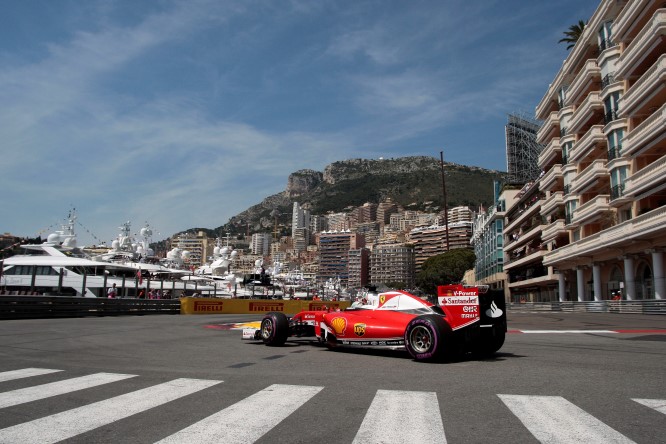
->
xmin=250 ymin=232 xmax=271 ymax=256
xmin=347 ymin=248 xmax=370 ymax=289
xmin=376 ymin=198 xmax=399 ymax=225
xmin=369 ymin=244 xmax=416 ymax=288
xmin=317 ymin=231 xmax=365 ymax=285
xmin=326 ymin=212 xmax=351 ymax=231
xmin=472 ymin=185 xmax=520 ymax=292
xmin=535 ymin=0 xmax=665 ymax=301
xmin=408 ymin=220 xmax=474 ymax=270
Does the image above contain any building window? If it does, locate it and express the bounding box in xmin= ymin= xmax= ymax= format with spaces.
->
xmin=610 ymin=166 xmax=627 ymax=200
xmin=558 ymin=85 xmax=568 ymax=109
xmin=598 ymin=20 xmax=615 ymax=52
xmin=562 ymin=141 xmax=573 ymax=164
xmin=604 ymin=91 xmax=621 ymax=123
xmin=607 ymin=128 xmax=624 ymax=160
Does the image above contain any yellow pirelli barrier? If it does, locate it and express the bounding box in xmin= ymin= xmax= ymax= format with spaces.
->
xmin=180 ymin=297 xmax=350 ymax=315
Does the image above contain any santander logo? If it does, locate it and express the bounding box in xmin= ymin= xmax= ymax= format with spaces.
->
xmin=485 ymin=300 xmax=504 ymax=318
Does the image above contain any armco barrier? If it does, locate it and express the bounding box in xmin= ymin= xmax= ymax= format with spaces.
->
xmin=508 ymin=300 xmax=666 ymax=314
xmin=180 ymin=297 xmax=351 ymax=315
xmin=0 ymin=295 xmax=180 ymax=319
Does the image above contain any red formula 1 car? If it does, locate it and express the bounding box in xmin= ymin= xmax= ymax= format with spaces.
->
xmin=242 ymin=284 xmax=506 ymax=362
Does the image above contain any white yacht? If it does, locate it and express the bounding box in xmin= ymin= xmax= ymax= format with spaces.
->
xmin=0 ymin=211 xmax=211 ymax=298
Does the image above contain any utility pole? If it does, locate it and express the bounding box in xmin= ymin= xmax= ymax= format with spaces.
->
xmin=440 ymin=151 xmax=450 ymax=251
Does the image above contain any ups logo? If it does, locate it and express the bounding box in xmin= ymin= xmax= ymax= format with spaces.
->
xmin=354 ymin=323 xmax=366 ymax=337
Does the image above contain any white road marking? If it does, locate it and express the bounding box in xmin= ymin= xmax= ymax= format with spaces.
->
xmin=353 ymin=390 xmax=446 ymax=444
xmin=632 ymin=398 xmax=666 ymax=415
xmin=519 ymin=330 xmax=617 ymax=334
xmin=0 ymin=368 xmax=62 ymax=383
xmin=156 ymin=384 xmax=323 ymax=444
xmin=0 ymin=378 xmax=221 ymax=444
xmin=0 ymin=372 xmax=136 ymax=408
xmin=498 ymin=394 xmax=635 ymax=443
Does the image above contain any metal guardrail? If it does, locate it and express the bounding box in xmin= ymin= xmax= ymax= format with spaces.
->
xmin=0 ymin=296 xmax=180 ymax=320
xmin=508 ymin=300 xmax=666 ymax=315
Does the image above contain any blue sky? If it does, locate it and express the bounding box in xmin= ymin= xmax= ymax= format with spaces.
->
xmin=1 ymin=0 xmax=598 ymax=246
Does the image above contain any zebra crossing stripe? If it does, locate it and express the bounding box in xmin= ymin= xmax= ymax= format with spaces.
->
xmin=498 ymin=394 xmax=636 ymax=444
xmin=0 ymin=372 xmax=137 ymax=409
xmin=156 ymin=384 xmax=323 ymax=444
xmin=0 ymin=378 xmax=221 ymax=444
xmin=353 ymin=390 xmax=446 ymax=444
xmin=632 ymin=398 xmax=666 ymax=415
xmin=0 ymin=368 xmax=62 ymax=383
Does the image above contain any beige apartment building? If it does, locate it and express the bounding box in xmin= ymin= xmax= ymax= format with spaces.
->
xmin=536 ymin=0 xmax=665 ymax=301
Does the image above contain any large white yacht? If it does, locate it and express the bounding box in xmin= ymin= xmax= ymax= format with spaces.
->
xmin=0 ymin=211 xmax=212 ymax=298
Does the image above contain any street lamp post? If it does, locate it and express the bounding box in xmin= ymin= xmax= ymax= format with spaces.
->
xmin=440 ymin=151 xmax=450 ymax=251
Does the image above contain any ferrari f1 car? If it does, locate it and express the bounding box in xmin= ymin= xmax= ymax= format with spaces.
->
xmin=242 ymin=284 xmax=506 ymax=361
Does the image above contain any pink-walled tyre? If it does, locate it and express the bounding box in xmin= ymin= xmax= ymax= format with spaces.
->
xmin=261 ymin=312 xmax=289 ymax=346
xmin=404 ymin=315 xmax=451 ymax=361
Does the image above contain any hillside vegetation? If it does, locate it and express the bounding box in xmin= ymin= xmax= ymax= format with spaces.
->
xmin=178 ymin=156 xmax=506 ymax=241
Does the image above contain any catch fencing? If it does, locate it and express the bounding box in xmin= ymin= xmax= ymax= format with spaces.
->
xmin=508 ymin=300 xmax=666 ymax=314
xmin=0 ymin=296 xmax=180 ymax=320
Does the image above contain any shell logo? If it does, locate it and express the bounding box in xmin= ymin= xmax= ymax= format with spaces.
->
xmin=330 ymin=317 xmax=347 ymax=335
xmin=354 ymin=323 xmax=366 ymax=337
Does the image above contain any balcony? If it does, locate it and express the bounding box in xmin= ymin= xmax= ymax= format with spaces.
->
xmin=610 ymin=183 xmax=630 ymax=206
xmin=538 ymin=137 xmax=561 ymax=168
xmin=619 ymin=54 xmax=666 ymax=117
xmin=568 ymin=92 xmax=603 ymax=134
xmin=570 ymin=159 xmax=610 ymax=194
xmin=623 ymin=153 xmax=666 ymax=199
xmin=540 ymin=191 xmax=564 ymax=217
xmin=566 ymin=60 xmax=601 ymax=107
xmin=536 ymin=111 xmax=559 ymax=145
xmin=572 ymin=195 xmax=611 ymax=225
xmin=616 ymin=9 xmax=666 ymax=79
xmin=622 ymin=103 xmax=666 ymax=157
xmin=569 ymin=125 xmax=605 ymax=163
xmin=504 ymin=248 xmax=546 ymax=270
xmin=544 ymin=206 xmax=666 ymax=267
xmin=505 ymin=198 xmax=541 ymax=234
xmin=613 ymin=0 xmax=659 ymax=42
xmin=539 ymin=165 xmax=563 ymax=192
xmin=505 ymin=223 xmax=542 ymax=253
xmin=558 ymin=105 xmax=574 ymax=132
xmin=541 ymin=219 xmax=566 ymax=243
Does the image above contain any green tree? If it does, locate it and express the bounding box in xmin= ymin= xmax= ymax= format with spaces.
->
xmin=559 ymin=20 xmax=586 ymax=50
xmin=416 ymin=249 xmax=476 ymax=296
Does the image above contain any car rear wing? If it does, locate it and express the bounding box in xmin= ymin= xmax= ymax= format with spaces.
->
xmin=436 ymin=284 xmax=505 ymax=330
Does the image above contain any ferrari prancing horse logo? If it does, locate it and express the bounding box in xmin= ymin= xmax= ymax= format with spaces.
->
xmin=379 ymin=295 xmax=386 ymax=305
xmin=354 ymin=323 xmax=366 ymax=337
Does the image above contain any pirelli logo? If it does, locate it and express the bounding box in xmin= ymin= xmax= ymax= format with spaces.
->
xmin=193 ymin=301 xmax=225 ymax=312
xmin=249 ymin=302 xmax=284 ymax=312
xmin=308 ymin=303 xmax=339 ymax=311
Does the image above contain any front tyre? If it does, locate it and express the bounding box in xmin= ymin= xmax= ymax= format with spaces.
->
xmin=261 ymin=312 xmax=289 ymax=346
xmin=404 ymin=315 xmax=451 ymax=361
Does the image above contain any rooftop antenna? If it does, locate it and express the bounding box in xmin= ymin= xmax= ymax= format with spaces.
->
xmin=440 ymin=151 xmax=450 ymax=251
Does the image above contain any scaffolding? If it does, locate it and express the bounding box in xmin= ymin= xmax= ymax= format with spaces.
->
xmin=505 ymin=112 xmax=544 ymax=184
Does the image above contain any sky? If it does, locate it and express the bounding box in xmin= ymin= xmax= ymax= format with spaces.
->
xmin=0 ymin=0 xmax=599 ymax=246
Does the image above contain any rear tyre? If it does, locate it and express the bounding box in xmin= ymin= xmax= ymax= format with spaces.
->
xmin=261 ymin=312 xmax=289 ymax=346
xmin=404 ymin=315 xmax=451 ymax=361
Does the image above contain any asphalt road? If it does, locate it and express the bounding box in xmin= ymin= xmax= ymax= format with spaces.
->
xmin=0 ymin=311 xmax=664 ymax=443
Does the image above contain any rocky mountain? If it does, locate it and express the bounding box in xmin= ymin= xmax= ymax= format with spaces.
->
xmin=205 ymin=156 xmax=507 ymax=239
